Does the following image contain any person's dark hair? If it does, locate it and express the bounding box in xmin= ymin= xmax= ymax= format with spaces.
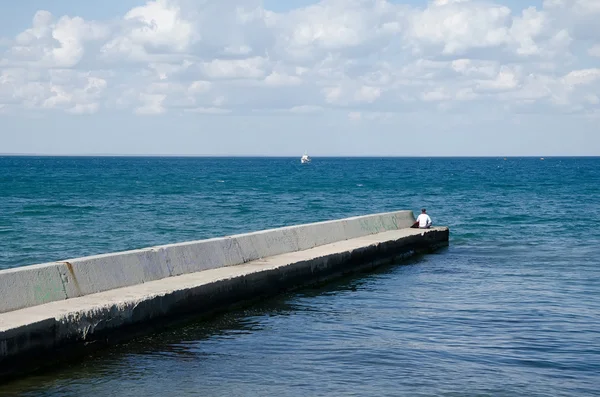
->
xmin=421 ymin=208 xmax=426 ymax=213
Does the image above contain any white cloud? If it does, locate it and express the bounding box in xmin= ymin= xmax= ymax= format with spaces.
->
xmin=451 ymin=59 xmax=498 ymax=78
xmin=201 ymin=57 xmax=268 ymax=79
xmin=188 ymin=80 xmax=211 ymax=93
xmin=563 ymin=68 xmax=600 ymax=87
xmin=589 ymin=44 xmax=600 ymax=57
xmin=135 ymin=93 xmax=166 ymax=115
xmin=101 ymin=0 xmax=196 ymax=62
xmin=7 ymin=11 xmax=108 ymax=68
xmin=0 ymin=0 xmax=599 ymax=118
xmin=264 ymin=71 xmax=302 ymax=86
xmin=354 ymin=86 xmax=382 ymax=103
xmin=408 ymin=1 xmax=512 ymax=55
xmin=271 ymin=0 xmax=401 ymax=61
xmin=476 ymin=66 xmax=521 ymax=92
xmin=0 ymin=68 xmax=107 ymax=113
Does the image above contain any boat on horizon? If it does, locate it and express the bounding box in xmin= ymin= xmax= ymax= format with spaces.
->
xmin=301 ymin=153 xmax=311 ymax=164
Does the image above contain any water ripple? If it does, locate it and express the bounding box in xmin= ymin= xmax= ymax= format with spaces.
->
xmin=1 ymin=157 xmax=599 ymax=396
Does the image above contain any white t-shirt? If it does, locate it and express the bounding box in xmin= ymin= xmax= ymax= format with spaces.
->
xmin=416 ymin=213 xmax=432 ymax=228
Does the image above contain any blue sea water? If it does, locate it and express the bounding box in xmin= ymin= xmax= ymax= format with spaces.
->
xmin=0 ymin=156 xmax=599 ymax=396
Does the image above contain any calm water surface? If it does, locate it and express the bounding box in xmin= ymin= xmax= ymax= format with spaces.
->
xmin=0 ymin=157 xmax=599 ymax=396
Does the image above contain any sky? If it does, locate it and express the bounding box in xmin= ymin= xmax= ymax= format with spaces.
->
xmin=0 ymin=0 xmax=599 ymax=156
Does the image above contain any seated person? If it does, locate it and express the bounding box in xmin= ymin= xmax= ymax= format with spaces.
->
xmin=414 ymin=208 xmax=432 ymax=229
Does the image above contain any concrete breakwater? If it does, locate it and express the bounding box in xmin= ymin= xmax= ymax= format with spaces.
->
xmin=0 ymin=210 xmax=449 ymax=381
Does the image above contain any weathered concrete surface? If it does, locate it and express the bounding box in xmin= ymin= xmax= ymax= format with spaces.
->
xmin=0 ymin=211 xmax=448 ymax=382
xmin=0 ymin=210 xmax=416 ymax=314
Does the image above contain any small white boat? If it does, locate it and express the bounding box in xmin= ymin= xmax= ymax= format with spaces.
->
xmin=301 ymin=153 xmax=311 ymax=164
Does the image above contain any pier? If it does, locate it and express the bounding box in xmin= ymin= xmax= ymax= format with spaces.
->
xmin=0 ymin=210 xmax=448 ymax=382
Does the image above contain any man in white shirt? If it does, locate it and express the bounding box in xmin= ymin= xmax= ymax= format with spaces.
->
xmin=416 ymin=208 xmax=432 ymax=229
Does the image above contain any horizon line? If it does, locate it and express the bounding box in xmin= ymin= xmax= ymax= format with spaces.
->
xmin=1 ymin=153 xmax=599 ymax=158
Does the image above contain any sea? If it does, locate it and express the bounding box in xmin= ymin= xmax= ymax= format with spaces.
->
xmin=0 ymin=156 xmax=599 ymax=396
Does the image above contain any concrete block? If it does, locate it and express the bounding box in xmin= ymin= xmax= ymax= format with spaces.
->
xmin=341 ymin=217 xmax=370 ymax=240
xmin=293 ymin=220 xmax=347 ymax=250
xmin=337 ymin=211 xmax=409 ymax=240
xmin=59 ymin=248 xmax=168 ymax=298
xmin=233 ymin=227 xmax=301 ymax=262
xmin=390 ymin=211 xmax=416 ymax=230
xmin=360 ymin=214 xmax=387 ymax=234
xmin=160 ymin=237 xmax=245 ymax=276
xmin=0 ymin=263 xmax=66 ymax=314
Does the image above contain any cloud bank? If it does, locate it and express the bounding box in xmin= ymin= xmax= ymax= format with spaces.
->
xmin=0 ymin=0 xmax=598 ymax=120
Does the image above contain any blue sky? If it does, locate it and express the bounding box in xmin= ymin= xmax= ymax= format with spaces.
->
xmin=1 ymin=0 xmax=599 ymax=156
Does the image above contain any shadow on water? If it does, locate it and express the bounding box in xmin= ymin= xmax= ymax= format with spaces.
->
xmin=0 ymin=251 xmax=440 ymax=396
